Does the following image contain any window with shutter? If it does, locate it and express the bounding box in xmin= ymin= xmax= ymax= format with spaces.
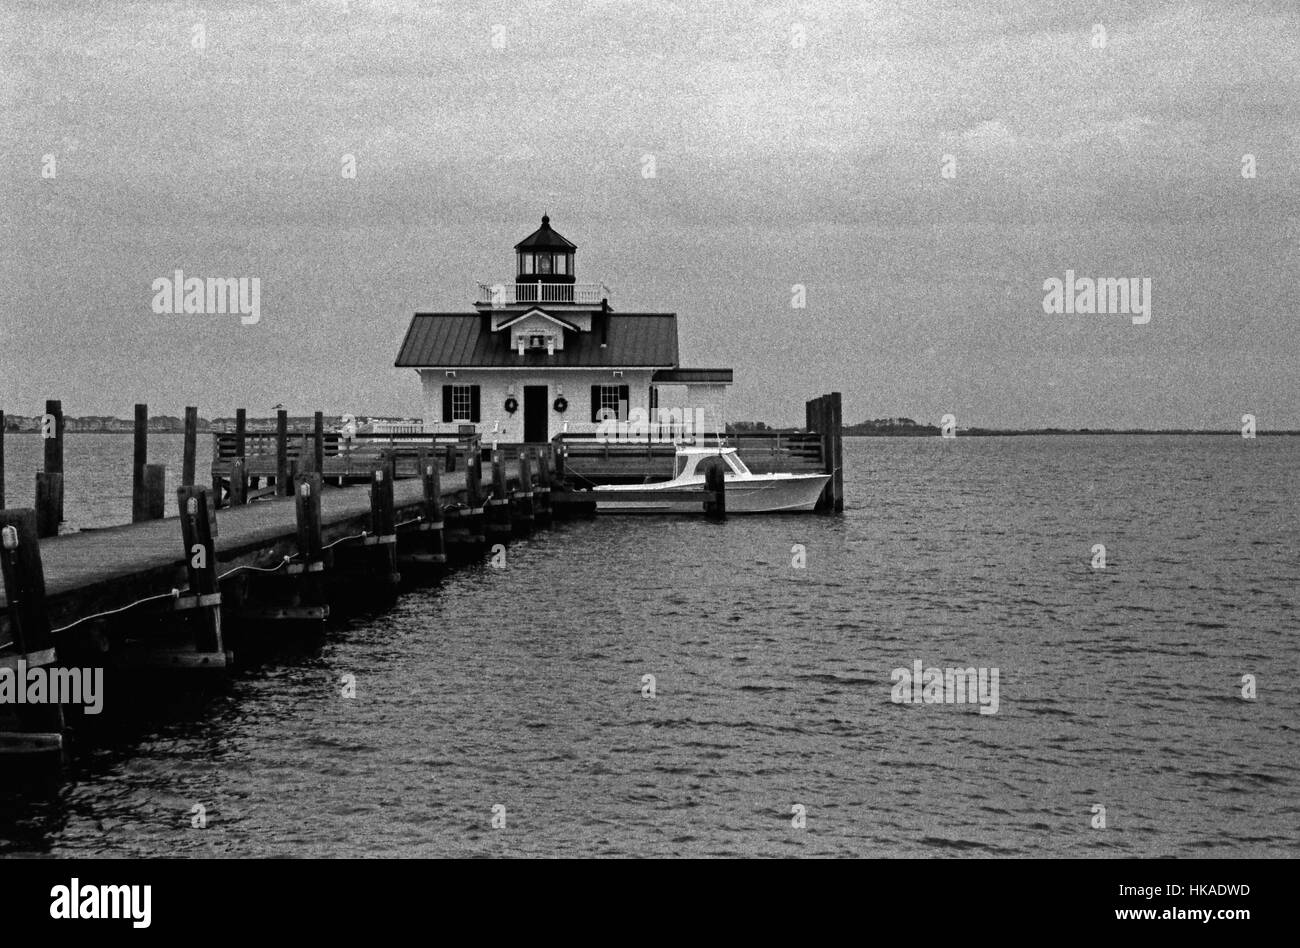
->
xmin=448 ymin=384 xmax=479 ymax=422
xmin=593 ymin=384 xmax=624 ymax=421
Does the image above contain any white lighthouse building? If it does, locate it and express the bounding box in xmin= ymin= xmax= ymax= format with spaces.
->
xmin=394 ymin=215 xmax=731 ymax=444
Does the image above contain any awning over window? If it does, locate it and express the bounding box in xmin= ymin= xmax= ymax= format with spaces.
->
xmin=651 ymin=368 xmax=733 ymax=384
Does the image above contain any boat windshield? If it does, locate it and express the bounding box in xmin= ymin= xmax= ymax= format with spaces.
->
xmin=676 ymin=451 xmax=750 ymax=478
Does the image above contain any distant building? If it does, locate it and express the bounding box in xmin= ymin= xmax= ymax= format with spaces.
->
xmin=394 ymin=215 xmax=731 ymax=443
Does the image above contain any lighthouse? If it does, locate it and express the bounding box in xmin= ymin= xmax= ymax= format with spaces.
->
xmin=395 ymin=215 xmax=731 ymax=444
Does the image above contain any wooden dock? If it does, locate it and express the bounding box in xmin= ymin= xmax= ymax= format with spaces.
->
xmin=0 ymin=394 xmax=843 ymax=764
xmin=6 ymin=469 xmax=468 ymax=630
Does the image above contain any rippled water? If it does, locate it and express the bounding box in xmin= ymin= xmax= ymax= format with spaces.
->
xmin=2 ymin=434 xmax=1297 ymax=856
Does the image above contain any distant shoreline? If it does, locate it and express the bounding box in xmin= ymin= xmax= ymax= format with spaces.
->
xmin=3 ymin=428 xmax=1296 ymax=437
xmin=843 ymin=429 xmax=1300 ymax=437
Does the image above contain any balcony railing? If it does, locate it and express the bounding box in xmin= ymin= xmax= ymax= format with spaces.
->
xmin=475 ymin=282 xmax=609 ymax=306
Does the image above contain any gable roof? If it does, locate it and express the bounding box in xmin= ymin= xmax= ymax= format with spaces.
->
xmin=492 ymin=308 xmax=579 ymax=332
xmin=395 ymin=313 xmax=679 ymax=368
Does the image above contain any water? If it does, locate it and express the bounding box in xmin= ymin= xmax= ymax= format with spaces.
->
xmin=2 ymin=434 xmax=1297 ymax=856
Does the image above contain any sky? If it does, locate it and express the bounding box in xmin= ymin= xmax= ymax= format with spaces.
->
xmin=1 ymin=0 xmax=1296 ymax=428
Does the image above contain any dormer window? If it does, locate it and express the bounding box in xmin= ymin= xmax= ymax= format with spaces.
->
xmin=515 ymin=330 xmax=557 ymax=352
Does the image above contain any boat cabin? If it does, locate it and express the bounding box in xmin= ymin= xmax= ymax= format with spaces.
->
xmin=673 ymin=447 xmax=752 ymax=480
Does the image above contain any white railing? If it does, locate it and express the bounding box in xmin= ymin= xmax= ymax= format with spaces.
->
xmin=475 ymin=282 xmax=609 ymax=306
xmin=363 ymin=421 xmax=429 ymax=435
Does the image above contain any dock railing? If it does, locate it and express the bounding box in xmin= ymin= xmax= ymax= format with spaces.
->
xmin=211 ymin=428 xmax=483 ymax=488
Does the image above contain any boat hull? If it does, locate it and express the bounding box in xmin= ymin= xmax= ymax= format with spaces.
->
xmin=594 ymin=473 xmax=830 ymax=514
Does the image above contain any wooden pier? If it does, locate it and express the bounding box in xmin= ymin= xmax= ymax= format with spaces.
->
xmin=0 ymin=394 xmax=843 ymax=764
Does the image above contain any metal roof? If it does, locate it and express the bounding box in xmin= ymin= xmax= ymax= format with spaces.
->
xmin=513 ymin=214 xmax=577 ymax=252
xmin=394 ymin=313 xmax=680 ymax=368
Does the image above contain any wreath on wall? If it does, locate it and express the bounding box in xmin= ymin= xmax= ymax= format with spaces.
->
xmin=553 ymin=396 xmax=568 ymax=413
xmin=504 ymin=396 xmax=519 ymax=414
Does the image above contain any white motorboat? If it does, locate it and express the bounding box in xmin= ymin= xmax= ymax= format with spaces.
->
xmin=593 ymin=446 xmax=830 ymax=514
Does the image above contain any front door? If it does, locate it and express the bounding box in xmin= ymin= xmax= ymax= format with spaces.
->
xmin=523 ymin=385 xmax=548 ymax=443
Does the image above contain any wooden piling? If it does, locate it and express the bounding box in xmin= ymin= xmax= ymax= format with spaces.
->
xmin=419 ymin=449 xmax=443 ymax=520
xmin=366 ymin=464 xmax=400 ymax=589
xmin=235 ymin=408 xmax=247 ymax=460
xmin=176 ymin=485 xmax=224 ymax=657
xmin=553 ymin=441 xmax=566 ymax=484
xmin=275 ymin=409 xmax=289 ymax=496
xmin=514 ymin=451 xmax=535 ymax=529
xmin=231 ymin=471 xmax=328 ymax=627
xmin=42 ymin=400 xmax=64 ymax=519
xmin=42 ymin=400 xmax=64 ymax=476
xmin=828 ymin=391 xmax=844 ymax=512
xmin=820 ymin=395 xmax=834 ymax=511
xmin=371 ymin=463 xmax=395 ymax=536
xmin=132 ymin=403 xmax=149 ymax=522
xmin=229 ymin=458 xmax=248 ymax=506
xmin=0 ymin=410 xmax=5 ymax=509
xmin=295 ymin=473 xmax=324 ymax=564
xmin=182 ymin=406 xmax=199 ymax=487
xmin=398 ymin=450 xmax=447 ymax=570
xmin=313 ymin=411 xmax=325 ymax=476
xmin=39 ymin=400 xmax=63 ymax=527
xmin=142 ymin=463 xmax=166 ymax=520
xmin=805 ymin=395 xmax=831 ymax=512
xmin=0 ymin=509 xmax=66 ymax=748
xmin=485 ymin=449 xmax=512 ymax=538
xmin=441 ymin=447 xmax=484 ymax=555
xmin=492 ymin=450 xmax=508 ymax=496
xmin=284 ymin=471 xmax=330 ymax=620
xmin=704 ymin=462 xmax=726 ymax=520
xmin=0 ymin=511 xmax=55 ymax=661
xmin=530 ymin=448 xmax=551 ymax=525
xmin=464 ymin=449 xmax=482 ymax=508
xmin=35 ymin=473 xmax=62 ymax=538
xmin=533 ymin=445 xmax=551 ymax=488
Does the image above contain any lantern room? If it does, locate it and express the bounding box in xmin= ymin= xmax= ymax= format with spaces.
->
xmin=514 ymin=214 xmax=576 ymax=285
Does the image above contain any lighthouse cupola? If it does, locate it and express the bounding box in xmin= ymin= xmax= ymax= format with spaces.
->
xmin=514 ymin=214 xmax=576 ymax=286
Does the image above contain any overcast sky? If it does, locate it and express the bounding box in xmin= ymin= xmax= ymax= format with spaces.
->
xmin=1 ymin=0 xmax=1296 ymax=427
